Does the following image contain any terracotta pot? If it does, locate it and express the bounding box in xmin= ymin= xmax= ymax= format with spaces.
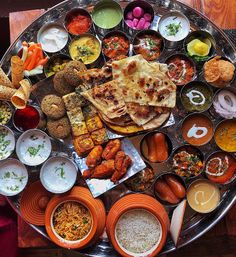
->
xmin=45 ymin=186 xmax=106 ymax=249
xmin=106 ymin=194 xmax=170 ymax=257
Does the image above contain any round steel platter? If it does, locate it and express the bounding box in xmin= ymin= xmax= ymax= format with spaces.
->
xmin=1 ymin=0 xmax=236 ymax=256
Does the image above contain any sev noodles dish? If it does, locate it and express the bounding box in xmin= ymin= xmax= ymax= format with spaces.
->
xmin=53 ymin=201 xmax=92 ymax=241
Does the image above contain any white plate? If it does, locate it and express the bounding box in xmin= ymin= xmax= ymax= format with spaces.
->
xmin=0 ymin=125 xmax=15 ymax=160
xmin=40 ymin=156 xmax=77 ymax=193
xmin=16 ymin=129 xmax=52 ymax=166
xmin=0 ymin=158 xmax=28 ymax=196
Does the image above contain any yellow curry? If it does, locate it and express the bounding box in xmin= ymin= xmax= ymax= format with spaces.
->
xmin=69 ymin=35 xmax=101 ymax=65
xmin=214 ymin=120 xmax=236 ymax=152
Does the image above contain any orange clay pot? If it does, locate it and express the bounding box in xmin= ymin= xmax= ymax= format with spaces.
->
xmin=45 ymin=186 xmax=106 ymax=249
xmin=106 ymin=193 xmax=170 ymax=257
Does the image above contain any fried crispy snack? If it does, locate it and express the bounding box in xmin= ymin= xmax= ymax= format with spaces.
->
xmin=102 ymin=139 xmax=121 ymax=160
xmin=86 ymin=145 xmax=103 ymax=168
xmin=111 ymin=151 xmax=132 ymax=183
xmin=73 ymin=134 xmax=94 ymax=156
xmin=0 ymin=68 xmax=14 ymax=88
xmin=91 ymin=160 xmax=115 ymax=179
xmin=86 ymin=115 xmax=103 ymax=132
xmin=11 ymin=79 xmax=31 ymax=109
xmin=11 ymin=56 xmax=24 ymax=89
xmin=91 ymin=128 xmax=109 ymax=145
xmin=204 ymin=56 xmax=235 ymax=87
xmin=0 ymin=85 xmax=16 ymax=101
xmin=82 ymin=169 xmax=94 ymax=179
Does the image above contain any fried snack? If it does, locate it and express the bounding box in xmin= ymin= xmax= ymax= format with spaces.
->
xmin=11 ymin=56 xmax=24 ymax=89
xmin=0 ymin=85 xmax=16 ymax=101
xmin=0 ymin=68 xmax=13 ymax=88
xmin=82 ymin=105 xmax=97 ymax=119
xmin=86 ymin=145 xmax=103 ymax=168
xmin=73 ymin=134 xmax=94 ymax=156
xmin=91 ymin=128 xmax=109 ymax=145
xmin=63 ymin=60 xmax=87 ymax=87
xmin=82 ymin=169 xmax=94 ymax=179
xmin=102 ymin=139 xmax=121 ymax=160
xmin=91 ymin=160 xmax=115 ymax=179
xmin=85 ymin=115 xmax=103 ymax=132
xmin=111 ymin=151 xmax=132 ymax=183
xmin=204 ymin=56 xmax=235 ymax=87
xmin=11 ymin=79 xmax=31 ymax=109
xmin=62 ymin=92 xmax=87 ymax=110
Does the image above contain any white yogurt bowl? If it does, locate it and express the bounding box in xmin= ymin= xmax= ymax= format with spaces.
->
xmin=40 ymin=156 xmax=78 ymax=193
xmin=0 ymin=125 xmax=15 ymax=160
xmin=0 ymin=158 xmax=28 ymax=196
xmin=16 ymin=129 xmax=52 ymax=166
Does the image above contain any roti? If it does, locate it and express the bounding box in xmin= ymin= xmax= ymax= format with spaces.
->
xmin=81 ymin=80 xmax=127 ymax=119
xmin=112 ymin=55 xmax=176 ymax=108
xmin=104 ymin=112 xmax=170 ymax=134
xmin=126 ymin=103 xmax=157 ymax=126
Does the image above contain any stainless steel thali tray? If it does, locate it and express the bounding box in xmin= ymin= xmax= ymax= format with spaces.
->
xmin=1 ymin=0 xmax=236 ymax=256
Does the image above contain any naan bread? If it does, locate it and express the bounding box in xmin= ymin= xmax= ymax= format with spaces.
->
xmin=112 ymin=55 xmax=176 ymax=108
xmin=81 ymin=80 xmax=127 ymax=119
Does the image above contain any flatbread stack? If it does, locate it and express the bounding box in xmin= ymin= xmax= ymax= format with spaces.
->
xmin=81 ymin=55 xmax=177 ymax=133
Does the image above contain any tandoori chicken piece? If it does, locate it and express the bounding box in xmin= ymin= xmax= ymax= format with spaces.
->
xmin=91 ymin=160 xmax=115 ymax=179
xmin=111 ymin=151 xmax=132 ymax=183
xmin=82 ymin=169 xmax=94 ymax=179
xmin=86 ymin=145 xmax=103 ymax=168
xmin=102 ymin=139 xmax=121 ymax=160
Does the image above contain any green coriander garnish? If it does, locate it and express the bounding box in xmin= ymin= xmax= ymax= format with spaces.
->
xmin=166 ymin=22 xmax=182 ymax=36
xmin=55 ymin=162 xmax=66 ymax=179
xmin=77 ymin=46 xmax=94 ymax=57
xmin=27 ymin=143 xmax=44 ymax=157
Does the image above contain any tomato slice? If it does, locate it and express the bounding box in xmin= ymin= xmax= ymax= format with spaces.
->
xmin=207 ymin=163 xmax=236 ymax=184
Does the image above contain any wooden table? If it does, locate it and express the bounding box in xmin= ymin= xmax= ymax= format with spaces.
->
xmin=8 ymin=1 xmax=236 ymax=256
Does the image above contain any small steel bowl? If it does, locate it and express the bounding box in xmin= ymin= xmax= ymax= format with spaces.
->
xmin=132 ymin=29 xmax=165 ymax=61
xmin=64 ymin=8 xmax=93 ymax=36
xmin=186 ymin=178 xmax=221 ymax=214
xmin=68 ymin=33 xmax=101 ymax=66
xmin=158 ymin=11 xmax=190 ymax=49
xmin=0 ymin=101 xmax=14 ymax=126
xmin=124 ymin=162 xmax=155 ymax=193
xmin=123 ymin=0 xmax=154 ymax=36
xmin=180 ymin=81 xmax=213 ymax=113
xmin=214 ymin=119 xmax=236 ymax=153
xmin=204 ymin=150 xmax=236 ymax=185
xmin=92 ymin=0 xmax=123 ymax=37
xmin=140 ymin=131 xmax=173 ymax=163
xmin=153 ymin=171 xmax=187 ymax=207
xmin=171 ymin=144 xmax=205 ymax=179
xmin=203 ymin=55 xmax=236 ymax=88
xmin=212 ymin=86 xmax=236 ymax=119
xmin=102 ymin=30 xmax=130 ymax=60
xmin=43 ymin=54 xmax=72 ymax=78
xmin=180 ymin=112 xmax=214 ymax=146
xmin=183 ymin=30 xmax=216 ymax=63
xmin=12 ymin=104 xmax=42 ymax=132
xmin=37 ymin=22 xmax=69 ymax=53
xmin=0 ymin=125 xmax=15 ymax=160
xmin=164 ymin=53 xmax=197 ymax=86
